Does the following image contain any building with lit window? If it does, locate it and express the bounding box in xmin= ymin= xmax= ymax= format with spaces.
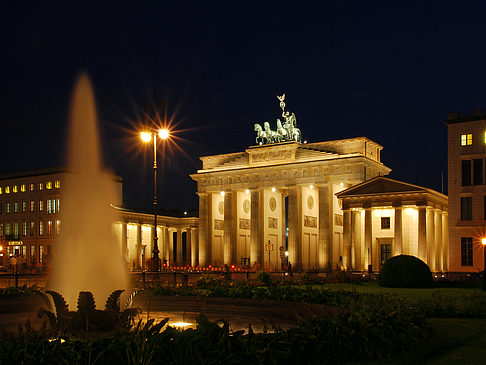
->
xmin=0 ymin=168 xmax=197 ymax=270
xmin=446 ymin=110 xmax=486 ymax=273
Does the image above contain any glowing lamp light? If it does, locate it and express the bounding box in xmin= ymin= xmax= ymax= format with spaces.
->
xmin=140 ymin=131 xmax=151 ymax=142
xmin=340 ymin=182 xmax=344 ymax=187
xmin=245 ymin=189 xmax=250 ymax=194
xmin=159 ymin=128 xmax=169 ymax=139
xmin=482 ymin=237 xmax=486 ymax=246
xmin=231 ymin=264 xmax=235 ymax=269
xmin=310 ymin=184 xmax=314 ymax=189
xmin=271 ymin=187 xmax=276 ymax=192
xmin=0 ymin=246 xmax=3 ymax=252
xmin=285 ymin=251 xmax=289 ymax=257
xmin=220 ymin=191 xmax=225 ymax=197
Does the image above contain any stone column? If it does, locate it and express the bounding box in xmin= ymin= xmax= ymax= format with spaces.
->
xmin=288 ymin=186 xmax=302 ymax=270
xmin=250 ymin=189 xmax=263 ymax=267
xmin=197 ymin=193 xmax=210 ymax=266
xmin=191 ymin=228 xmax=198 ymax=267
xmin=121 ymin=223 xmax=128 ymax=268
xmin=442 ymin=212 xmax=449 ymax=272
xmin=418 ymin=206 xmax=426 ymax=261
xmin=136 ymin=224 xmax=142 ymax=269
xmin=364 ymin=207 xmax=372 ymax=272
xmin=176 ymin=229 xmax=183 ymax=265
xmin=342 ymin=209 xmax=352 ymax=269
xmin=352 ymin=210 xmax=362 ymax=271
xmin=164 ymin=227 xmax=170 ymax=265
xmin=393 ymin=205 xmax=403 ymax=256
xmin=426 ymin=207 xmax=435 ymax=271
xmin=168 ymin=229 xmax=174 ymax=265
xmin=224 ymin=190 xmax=236 ymax=265
xmin=435 ymin=210 xmax=443 ymax=272
xmin=150 ymin=224 xmax=155 ymax=255
xmin=185 ymin=229 xmax=192 ymax=266
xmin=318 ymin=184 xmax=332 ymax=271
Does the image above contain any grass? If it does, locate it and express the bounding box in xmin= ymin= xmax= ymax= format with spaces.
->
xmin=316 ymin=280 xmax=484 ymax=301
xmin=354 ymin=318 xmax=486 ymax=365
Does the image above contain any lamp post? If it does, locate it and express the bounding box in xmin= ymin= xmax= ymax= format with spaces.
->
xmin=141 ymin=129 xmax=170 ymax=272
xmin=482 ymin=238 xmax=486 ymax=291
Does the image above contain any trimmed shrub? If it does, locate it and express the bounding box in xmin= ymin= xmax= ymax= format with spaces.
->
xmin=379 ymin=255 xmax=433 ymax=288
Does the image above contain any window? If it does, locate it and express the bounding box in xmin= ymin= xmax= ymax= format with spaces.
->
xmin=13 ymin=185 xmax=18 ymax=193
xmin=57 ymin=199 xmax=60 ymax=213
xmin=39 ymin=183 xmax=43 ymax=191
xmin=30 ymin=200 xmax=34 ymax=212
xmin=22 ymin=201 xmax=26 ymax=213
xmin=5 ymin=186 xmax=10 ymax=194
xmin=462 ymin=160 xmax=472 ymax=186
xmin=13 ymin=222 xmax=18 ymax=236
xmin=29 ymin=222 xmax=34 ymax=236
xmin=474 ymin=159 xmax=483 ymax=185
xmin=381 ymin=217 xmax=391 ymax=229
xmin=461 ymin=133 xmax=473 ymax=146
xmin=0 ymin=187 xmax=2 ymax=194
xmin=5 ymin=223 xmax=10 ymax=235
xmin=56 ymin=220 xmax=61 ymax=235
xmin=39 ymin=221 xmax=44 ymax=236
xmin=0 ymin=223 xmax=3 ymax=237
xmin=22 ymin=221 xmax=27 ymax=236
xmin=6 ymin=203 xmax=10 ymax=214
xmin=52 ymin=199 xmax=56 ymax=213
xmin=29 ymin=183 xmax=34 ymax=191
xmin=14 ymin=202 xmax=18 ymax=213
xmin=47 ymin=200 xmax=52 ymax=214
xmin=55 ymin=180 xmax=61 ymax=188
xmin=20 ymin=184 xmax=26 ymax=192
xmin=461 ymin=197 xmax=473 ymax=221
xmin=47 ymin=220 xmax=53 ymax=235
xmin=39 ymin=201 xmax=44 ymax=212
xmin=46 ymin=181 xmax=52 ymax=190
xmin=461 ymin=237 xmax=473 ymax=266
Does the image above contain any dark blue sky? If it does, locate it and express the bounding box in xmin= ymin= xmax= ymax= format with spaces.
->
xmin=2 ymin=1 xmax=486 ymax=211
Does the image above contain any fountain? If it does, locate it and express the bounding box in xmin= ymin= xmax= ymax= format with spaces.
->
xmin=49 ymin=74 xmax=129 ymax=307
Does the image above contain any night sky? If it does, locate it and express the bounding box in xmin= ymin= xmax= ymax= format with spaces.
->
xmin=2 ymin=1 xmax=486 ymax=213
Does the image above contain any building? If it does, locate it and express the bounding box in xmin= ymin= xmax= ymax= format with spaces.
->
xmin=336 ymin=176 xmax=448 ymax=272
xmin=446 ymin=110 xmax=486 ymax=273
xmin=191 ymin=138 xmax=392 ymax=271
xmin=0 ymin=168 xmax=197 ymax=270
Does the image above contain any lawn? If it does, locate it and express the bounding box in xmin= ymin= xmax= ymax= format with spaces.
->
xmin=354 ymin=318 xmax=486 ymax=365
xmin=318 ymin=280 xmax=484 ymax=301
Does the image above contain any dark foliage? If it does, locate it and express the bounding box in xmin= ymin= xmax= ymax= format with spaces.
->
xmin=378 ymin=255 xmax=434 ymax=288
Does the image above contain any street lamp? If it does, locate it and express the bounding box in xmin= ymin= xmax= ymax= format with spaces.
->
xmin=141 ymin=128 xmax=170 ymax=272
xmin=482 ymin=237 xmax=486 ymax=291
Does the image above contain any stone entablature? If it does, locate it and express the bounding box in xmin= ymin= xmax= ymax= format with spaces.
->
xmin=197 ymin=137 xmax=384 ymax=174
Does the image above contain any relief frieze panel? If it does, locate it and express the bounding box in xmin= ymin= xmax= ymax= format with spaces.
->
xmin=214 ymin=219 xmax=224 ymax=230
xmin=239 ymin=218 xmax=250 ymax=230
xmin=268 ymin=217 xmax=278 ymax=229
xmin=304 ymin=215 xmax=317 ymax=228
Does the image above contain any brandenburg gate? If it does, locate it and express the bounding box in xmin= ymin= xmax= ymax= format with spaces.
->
xmin=190 ymin=95 xmax=391 ymax=271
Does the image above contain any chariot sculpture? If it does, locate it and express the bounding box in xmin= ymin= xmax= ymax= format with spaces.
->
xmin=254 ymin=94 xmax=302 ymax=144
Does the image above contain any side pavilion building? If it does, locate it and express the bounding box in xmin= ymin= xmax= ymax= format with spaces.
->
xmin=336 ymin=177 xmax=448 ymax=273
xmin=191 ymin=138 xmax=391 ymax=271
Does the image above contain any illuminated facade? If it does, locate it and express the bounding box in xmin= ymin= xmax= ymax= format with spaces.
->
xmin=446 ymin=110 xmax=486 ymax=273
xmin=336 ymin=177 xmax=448 ymax=272
xmin=191 ymin=138 xmax=393 ymax=271
xmin=0 ymin=168 xmax=197 ymax=270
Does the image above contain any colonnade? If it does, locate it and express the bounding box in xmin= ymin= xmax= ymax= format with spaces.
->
xmin=116 ymin=221 xmax=198 ymax=270
xmin=197 ymin=183 xmax=343 ymax=271
xmin=341 ymin=204 xmax=448 ymax=272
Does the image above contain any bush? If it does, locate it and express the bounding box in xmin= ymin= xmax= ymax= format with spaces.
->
xmin=379 ymin=255 xmax=433 ymax=288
